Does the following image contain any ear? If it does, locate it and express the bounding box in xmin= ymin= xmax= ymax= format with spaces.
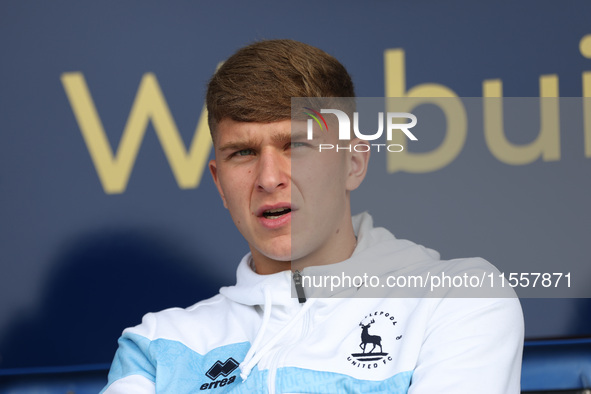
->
xmin=345 ymin=139 xmax=370 ymax=192
xmin=209 ymin=159 xmax=228 ymax=208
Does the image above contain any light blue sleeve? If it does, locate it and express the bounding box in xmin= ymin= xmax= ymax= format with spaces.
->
xmin=100 ymin=333 xmax=155 ymax=393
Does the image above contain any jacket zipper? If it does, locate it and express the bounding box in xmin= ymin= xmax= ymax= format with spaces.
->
xmin=292 ymin=270 xmax=307 ymax=303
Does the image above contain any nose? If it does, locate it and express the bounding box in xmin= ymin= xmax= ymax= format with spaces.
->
xmin=255 ymin=148 xmax=289 ymax=192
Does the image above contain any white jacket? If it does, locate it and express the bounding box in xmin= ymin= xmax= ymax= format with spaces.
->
xmin=101 ymin=213 xmax=524 ymax=393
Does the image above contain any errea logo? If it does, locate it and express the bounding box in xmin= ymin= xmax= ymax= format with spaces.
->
xmin=200 ymin=357 xmax=239 ymax=390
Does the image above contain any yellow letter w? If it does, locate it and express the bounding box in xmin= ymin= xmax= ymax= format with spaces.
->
xmin=61 ymin=72 xmax=212 ymax=194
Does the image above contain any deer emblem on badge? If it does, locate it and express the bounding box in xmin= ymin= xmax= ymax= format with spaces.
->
xmin=359 ymin=319 xmax=382 ymax=353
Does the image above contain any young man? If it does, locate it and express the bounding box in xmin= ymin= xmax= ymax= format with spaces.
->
xmin=101 ymin=39 xmax=523 ymax=393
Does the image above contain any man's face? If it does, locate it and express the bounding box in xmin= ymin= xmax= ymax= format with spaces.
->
xmin=209 ymin=118 xmax=368 ymax=274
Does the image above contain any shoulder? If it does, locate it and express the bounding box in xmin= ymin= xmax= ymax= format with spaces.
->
xmin=406 ymin=258 xmax=524 ymax=393
xmin=121 ymin=293 xmax=254 ymax=355
xmin=102 ymin=294 xmax=253 ymax=393
xmin=127 ymin=294 xmax=226 ymax=336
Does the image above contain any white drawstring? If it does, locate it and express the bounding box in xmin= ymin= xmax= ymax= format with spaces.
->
xmin=239 ymin=297 xmax=317 ymax=381
xmin=239 ymin=287 xmax=272 ymax=381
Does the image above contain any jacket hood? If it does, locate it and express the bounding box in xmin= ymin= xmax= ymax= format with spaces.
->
xmin=220 ymin=212 xmax=441 ymax=305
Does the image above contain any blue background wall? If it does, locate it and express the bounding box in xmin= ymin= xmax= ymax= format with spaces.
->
xmin=1 ymin=0 xmax=590 ymax=372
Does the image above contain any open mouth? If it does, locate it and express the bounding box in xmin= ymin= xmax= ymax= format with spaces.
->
xmin=262 ymin=207 xmax=292 ymax=219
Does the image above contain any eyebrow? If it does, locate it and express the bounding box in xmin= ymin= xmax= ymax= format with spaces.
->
xmin=290 ymin=130 xmax=309 ymax=141
xmin=272 ymin=131 xmax=293 ymax=145
xmin=217 ymin=129 xmax=305 ymax=152
xmin=217 ymin=137 xmax=262 ymax=152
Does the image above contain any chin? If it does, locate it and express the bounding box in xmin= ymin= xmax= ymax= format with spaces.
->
xmin=257 ymin=243 xmax=292 ymax=262
xmin=287 ymin=237 xmax=315 ymax=260
xmin=265 ymin=250 xmax=292 ymax=262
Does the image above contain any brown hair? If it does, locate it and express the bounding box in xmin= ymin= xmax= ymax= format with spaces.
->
xmin=206 ymin=39 xmax=355 ymax=136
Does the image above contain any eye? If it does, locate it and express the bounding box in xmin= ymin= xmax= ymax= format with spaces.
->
xmin=225 ymin=148 xmax=256 ymax=161
xmin=289 ymin=141 xmax=310 ymax=149
xmin=227 ymin=148 xmax=256 ymax=159
xmin=236 ymin=148 xmax=255 ymax=156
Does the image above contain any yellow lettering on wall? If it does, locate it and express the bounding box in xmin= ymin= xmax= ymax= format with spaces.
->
xmin=482 ymin=75 xmax=560 ymax=165
xmin=61 ymin=72 xmax=212 ymax=194
xmin=580 ymin=34 xmax=591 ymax=158
xmin=384 ymin=49 xmax=467 ymax=173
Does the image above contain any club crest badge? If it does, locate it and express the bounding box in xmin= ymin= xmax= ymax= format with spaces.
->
xmin=347 ymin=311 xmax=403 ymax=370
